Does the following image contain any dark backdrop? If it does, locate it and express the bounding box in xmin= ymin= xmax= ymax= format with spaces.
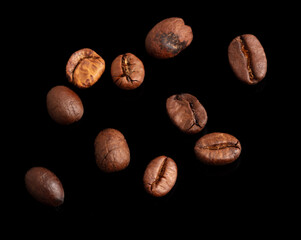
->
xmin=6 ymin=3 xmax=296 ymax=233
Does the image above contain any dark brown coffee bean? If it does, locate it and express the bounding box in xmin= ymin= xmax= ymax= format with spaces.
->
xmin=25 ymin=167 xmax=64 ymax=207
xmin=145 ymin=17 xmax=193 ymax=59
xmin=194 ymin=132 xmax=242 ymax=166
xmin=111 ymin=53 xmax=145 ymax=90
xmin=143 ymin=156 xmax=177 ymax=197
xmin=228 ymin=34 xmax=267 ymax=85
xmin=166 ymin=93 xmax=207 ymax=134
xmin=66 ymin=48 xmax=105 ymax=88
xmin=94 ymin=128 xmax=130 ymax=173
xmin=46 ymin=85 xmax=84 ymax=125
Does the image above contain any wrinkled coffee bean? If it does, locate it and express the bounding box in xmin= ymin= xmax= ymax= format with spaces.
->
xmin=46 ymin=85 xmax=84 ymax=125
xmin=145 ymin=17 xmax=193 ymax=59
xmin=25 ymin=167 xmax=64 ymax=207
xmin=111 ymin=53 xmax=145 ymax=90
xmin=194 ymin=132 xmax=242 ymax=166
xmin=94 ymin=128 xmax=130 ymax=173
xmin=143 ymin=156 xmax=177 ymax=197
xmin=228 ymin=34 xmax=267 ymax=85
xmin=66 ymin=48 xmax=105 ymax=88
xmin=166 ymin=93 xmax=207 ymax=134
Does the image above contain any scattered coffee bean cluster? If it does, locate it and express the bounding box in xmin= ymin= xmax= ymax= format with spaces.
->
xmin=24 ymin=17 xmax=267 ymax=206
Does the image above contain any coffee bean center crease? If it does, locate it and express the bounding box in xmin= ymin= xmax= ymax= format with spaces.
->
xmin=199 ymin=141 xmax=240 ymax=150
xmin=239 ymin=37 xmax=255 ymax=81
xmin=121 ymin=54 xmax=138 ymax=83
xmin=151 ymin=157 xmax=168 ymax=190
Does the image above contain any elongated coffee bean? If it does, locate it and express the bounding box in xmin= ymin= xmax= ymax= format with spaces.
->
xmin=228 ymin=34 xmax=267 ymax=85
xmin=145 ymin=17 xmax=193 ymax=59
xmin=166 ymin=93 xmax=207 ymax=134
xmin=143 ymin=156 xmax=177 ymax=197
xmin=25 ymin=167 xmax=64 ymax=207
xmin=194 ymin=132 xmax=241 ymax=165
xmin=46 ymin=85 xmax=84 ymax=125
xmin=94 ymin=128 xmax=130 ymax=173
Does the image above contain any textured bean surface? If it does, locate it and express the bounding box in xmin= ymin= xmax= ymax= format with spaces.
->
xmin=94 ymin=128 xmax=130 ymax=173
xmin=25 ymin=167 xmax=64 ymax=207
xmin=194 ymin=132 xmax=242 ymax=165
xmin=228 ymin=34 xmax=267 ymax=85
xmin=166 ymin=93 xmax=207 ymax=134
xmin=66 ymin=48 xmax=105 ymax=88
xmin=145 ymin=17 xmax=193 ymax=59
xmin=111 ymin=53 xmax=145 ymax=90
xmin=46 ymin=85 xmax=84 ymax=125
xmin=143 ymin=156 xmax=177 ymax=197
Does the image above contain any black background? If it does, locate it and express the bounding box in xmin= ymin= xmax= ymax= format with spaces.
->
xmin=5 ymin=3 xmax=297 ymax=233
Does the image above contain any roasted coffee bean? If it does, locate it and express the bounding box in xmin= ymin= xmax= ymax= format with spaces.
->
xmin=66 ymin=48 xmax=105 ymax=88
xmin=94 ymin=128 xmax=130 ymax=173
xmin=25 ymin=167 xmax=64 ymax=207
xmin=166 ymin=93 xmax=207 ymax=134
xmin=143 ymin=156 xmax=177 ymax=197
xmin=111 ymin=53 xmax=145 ymax=90
xmin=46 ymin=85 xmax=84 ymax=125
xmin=194 ymin=132 xmax=242 ymax=166
xmin=228 ymin=34 xmax=267 ymax=85
xmin=145 ymin=17 xmax=193 ymax=59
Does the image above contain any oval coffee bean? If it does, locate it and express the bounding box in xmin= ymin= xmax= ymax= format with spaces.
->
xmin=94 ymin=128 xmax=130 ymax=173
xmin=25 ymin=167 xmax=64 ymax=207
xmin=166 ymin=93 xmax=207 ymax=134
xmin=46 ymin=85 xmax=84 ymax=125
xmin=228 ymin=34 xmax=267 ymax=85
xmin=66 ymin=48 xmax=105 ymax=88
xmin=145 ymin=17 xmax=193 ymax=59
xmin=111 ymin=53 xmax=145 ymax=90
xmin=143 ymin=156 xmax=177 ymax=197
xmin=194 ymin=132 xmax=242 ymax=166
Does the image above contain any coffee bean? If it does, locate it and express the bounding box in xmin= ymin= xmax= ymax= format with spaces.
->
xmin=194 ymin=132 xmax=242 ymax=166
xmin=228 ymin=34 xmax=267 ymax=85
xmin=111 ymin=53 xmax=145 ymax=90
xmin=145 ymin=17 xmax=193 ymax=59
xmin=66 ymin=48 xmax=105 ymax=88
xmin=94 ymin=128 xmax=130 ymax=173
xmin=25 ymin=167 xmax=64 ymax=207
xmin=166 ymin=93 xmax=207 ymax=134
xmin=46 ymin=85 xmax=84 ymax=125
xmin=143 ymin=156 xmax=177 ymax=197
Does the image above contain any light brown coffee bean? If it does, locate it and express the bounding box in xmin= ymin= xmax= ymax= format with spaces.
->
xmin=94 ymin=128 xmax=130 ymax=173
xmin=166 ymin=93 xmax=207 ymax=134
xmin=66 ymin=48 xmax=105 ymax=88
xmin=111 ymin=53 xmax=145 ymax=90
xmin=228 ymin=34 xmax=267 ymax=85
xmin=143 ymin=156 xmax=177 ymax=197
xmin=145 ymin=17 xmax=193 ymax=59
xmin=194 ymin=132 xmax=242 ymax=166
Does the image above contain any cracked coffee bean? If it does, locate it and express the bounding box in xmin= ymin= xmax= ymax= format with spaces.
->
xmin=94 ymin=128 xmax=130 ymax=173
xmin=66 ymin=48 xmax=105 ymax=88
xmin=46 ymin=85 xmax=84 ymax=125
xmin=143 ymin=156 xmax=177 ymax=197
xmin=228 ymin=34 xmax=267 ymax=85
xmin=111 ymin=53 xmax=145 ymax=90
xmin=145 ymin=17 xmax=193 ymax=59
xmin=25 ymin=167 xmax=64 ymax=207
xmin=194 ymin=132 xmax=242 ymax=166
xmin=166 ymin=93 xmax=207 ymax=134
